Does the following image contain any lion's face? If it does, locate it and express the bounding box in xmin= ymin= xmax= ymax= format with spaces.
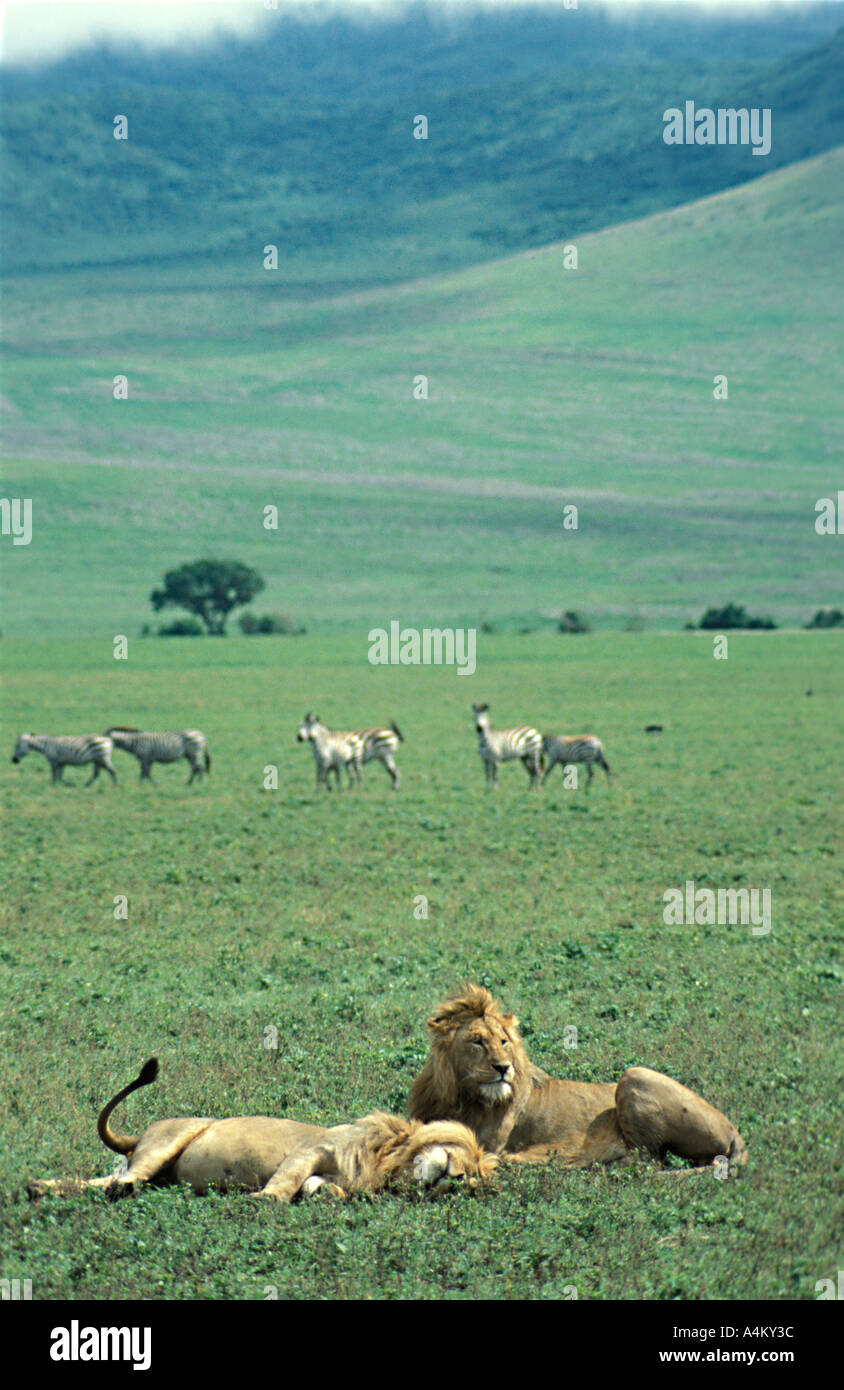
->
xmin=407 ymin=1125 xmax=497 ymax=1188
xmin=407 ymin=986 xmax=534 ymax=1149
xmin=449 ymin=1017 xmax=518 ymax=1105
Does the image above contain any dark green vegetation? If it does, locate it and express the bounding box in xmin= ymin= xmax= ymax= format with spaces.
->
xmin=3 ymin=6 xmax=843 ymax=278
xmin=698 ymin=603 xmax=777 ymax=631
xmin=150 ymin=559 xmax=266 ymax=635
xmin=3 ymin=146 xmax=842 ymax=636
xmin=1 ymin=633 xmax=841 ymax=1299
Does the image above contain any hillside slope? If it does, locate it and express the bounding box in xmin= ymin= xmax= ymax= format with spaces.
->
xmin=2 ymin=20 xmax=843 ymax=280
xmin=1 ymin=147 xmax=842 ymax=636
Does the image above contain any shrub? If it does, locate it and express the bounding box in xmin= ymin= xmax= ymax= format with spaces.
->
xmin=558 ymin=610 xmax=591 ymax=634
xmin=805 ymin=608 xmax=844 ymax=629
xmin=157 ymin=617 xmax=204 ymax=637
xmin=698 ymin=603 xmax=777 ymax=631
xmin=238 ymin=612 xmax=306 ymax=635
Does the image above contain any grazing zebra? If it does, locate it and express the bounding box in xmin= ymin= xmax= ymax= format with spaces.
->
xmin=11 ymin=733 xmax=117 ymax=785
xmin=541 ymin=733 xmax=611 ymax=786
xmin=297 ymin=714 xmax=403 ymax=791
xmin=471 ymin=703 xmax=543 ymax=789
xmin=105 ymin=728 xmax=210 ymax=783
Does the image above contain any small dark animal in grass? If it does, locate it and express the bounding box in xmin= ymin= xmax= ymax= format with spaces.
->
xmin=28 ymin=1059 xmax=496 ymax=1204
xmin=645 ymin=724 xmax=664 ymax=733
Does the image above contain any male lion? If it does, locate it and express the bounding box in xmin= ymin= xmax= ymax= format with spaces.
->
xmin=28 ymin=1058 xmax=496 ymax=1203
xmin=407 ymin=985 xmax=748 ymax=1169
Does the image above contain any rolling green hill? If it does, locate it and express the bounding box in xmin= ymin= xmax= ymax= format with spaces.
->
xmin=2 ymin=15 xmax=843 ymax=279
xmin=1 ymin=146 xmax=842 ymax=637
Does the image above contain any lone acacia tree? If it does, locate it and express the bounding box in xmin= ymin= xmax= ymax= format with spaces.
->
xmin=150 ymin=559 xmax=265 ymax=635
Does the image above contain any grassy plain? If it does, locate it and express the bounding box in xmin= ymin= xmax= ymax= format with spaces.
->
xmin=1 ymin=632 xmax=841 ymax=1300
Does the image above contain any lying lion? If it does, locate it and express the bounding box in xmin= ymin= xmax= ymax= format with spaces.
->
xmin=28 ymin=1058 xmax=496 ymax=1203
xmin=408 ymin=984 xmax=748 ymax=1170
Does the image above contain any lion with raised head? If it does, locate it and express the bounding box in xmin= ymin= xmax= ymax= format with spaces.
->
xmin=408 ymin=984 xmax=748 ymax=1169
xmin=29 ymin=1058 xmax=497 ymax=1204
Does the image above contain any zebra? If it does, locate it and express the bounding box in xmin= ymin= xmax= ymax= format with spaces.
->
xmin=297 ymin=714 xmax=403 ymax=790
xmin=105 ymin=728 xmax=210 ymax=783
xmin=541 ymin=732 xmax=612 ymax=787
xmin=354 ymin=721 xmax=403 ymax=790
xmin=471 ymin=703 xmax=543 ymax=789
xmin=11 ymin=733 xmax=117 ymax=785
xmin=297 ymin=714 xmax=358 ymax=791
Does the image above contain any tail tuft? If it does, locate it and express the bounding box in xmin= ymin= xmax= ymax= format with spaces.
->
xmin=137 ymin=1057 xmax=159 ymax=1087
xmin=390 ymin=720 xmax=404 ymax=742
xmin=204 ymin=749 xmax=211 ymax=773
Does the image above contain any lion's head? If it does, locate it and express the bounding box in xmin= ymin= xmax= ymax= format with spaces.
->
xmin=351 ymin=1111 xmax=498 ymax=1193
xmin=407 ymin=984 xmax=541 ymax=1152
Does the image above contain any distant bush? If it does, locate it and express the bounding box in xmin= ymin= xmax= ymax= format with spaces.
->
xmin=157 ymin=617 xmax=204 ymax=637
xmin=558 ymin=610 xmax=591 ymax=634
xmin=698 ymin=603 xmax=777 ymax=631
xmin=624 ymin=616 xmax=646 ymax=633
xmin=238 ymin=612 xmax=306 ymax=635
xmin=805 ymin=608 xmax=844 ymax=629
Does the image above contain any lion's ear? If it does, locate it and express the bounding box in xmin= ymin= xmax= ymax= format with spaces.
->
xmin=503 ymin=1012 xmax=519 ymax=1030
xmin=428 ymin=1012 xmax=452 ymax=1034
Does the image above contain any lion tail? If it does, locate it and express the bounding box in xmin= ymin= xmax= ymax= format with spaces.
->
xmin=97 ymin=1057 xmax=159 ymax=1156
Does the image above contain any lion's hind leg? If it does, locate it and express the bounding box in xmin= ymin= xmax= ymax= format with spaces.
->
xmin=615 ymin=1067 xmax=747 ymax=1170
xmin=107 ymin=1118 xmax=214 ymax=1198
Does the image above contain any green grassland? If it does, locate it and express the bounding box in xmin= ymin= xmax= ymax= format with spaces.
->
xmin=1 ymin=632 xmax=841 ymax=1300
xmin=2 ymin=148 xmax=842 ymax=638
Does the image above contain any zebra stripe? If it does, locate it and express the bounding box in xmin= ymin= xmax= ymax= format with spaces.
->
xmin=542 ymin=733 xmax=611 ymax=786
xmin=12 ymin=733 xmax=117 ymax=785
xmin=471 ymin=703 xmax=543 ymax=788
xmin=352 ymin=721 xmax=403 ymax=789
xmin=105 ymin=728 xmax=210 ymax=783
xmin=297 ymin=714 xmax=403 ymax=790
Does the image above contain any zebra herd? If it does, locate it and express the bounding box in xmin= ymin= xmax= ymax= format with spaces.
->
xmin=472 ymin=703 xmax=611 ymax=789
xmin=11 ymin=729 xmax=210 ymax=785
xmin=297 ymin=713 xmax=403 ymax=790
xmin=10 ymin=705 xmax=611 ymax=792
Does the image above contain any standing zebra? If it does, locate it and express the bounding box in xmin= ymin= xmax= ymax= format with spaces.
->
xmin=297 ymin=714 xmax=403 ymax=791
xmin=105 ymin=728 xmax=210 ymax=783
xmin=11 ymin=733 xmax=117 ymax=785
xmin=297 ymin=714 xmax=357 ymax=791
xmin=542 ymin=733 xmax=612 ymax=787
xmin=471 ymin=703 xmax=543 ymax=789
